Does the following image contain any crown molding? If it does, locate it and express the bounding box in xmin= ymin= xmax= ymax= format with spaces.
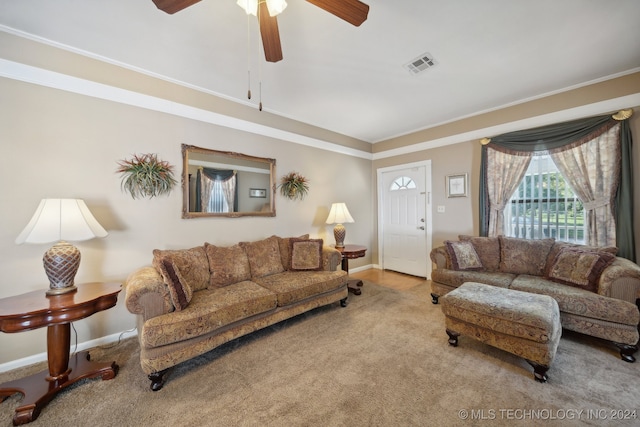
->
xmin=0 ymin=58 xmax=373 ymax=161
xmin=373 ymin=94 xmax=640 ymax=160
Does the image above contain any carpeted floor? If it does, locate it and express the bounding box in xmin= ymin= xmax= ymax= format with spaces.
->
xmin=1 ymin=281 xmax=638 ymax=426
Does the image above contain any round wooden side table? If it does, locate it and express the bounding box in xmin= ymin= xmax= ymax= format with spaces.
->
xmin=0 ymin=282 xmax=121 ymax=425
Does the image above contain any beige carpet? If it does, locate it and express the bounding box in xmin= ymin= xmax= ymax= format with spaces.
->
xmin=1 ymin=281 xmax=638 ymax=427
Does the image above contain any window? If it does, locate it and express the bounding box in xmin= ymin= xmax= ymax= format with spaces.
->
xmin=505 ymin=155 xmax=584 ymax=243
xmin=390 ymin=176 xmax=416 ymax=191
xmin=480 ymin=116 xmax=633 ymax=260
xmin=207 ymin=180 xmax=230 ymax=213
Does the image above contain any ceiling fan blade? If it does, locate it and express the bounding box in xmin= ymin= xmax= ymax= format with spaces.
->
xmin=306 ymin=0 xmax=369 ymax=27
xmin=152 ymin=0 xmax=202 ymax=14
xmin=259 ymin=2 xmax=284 ymax=63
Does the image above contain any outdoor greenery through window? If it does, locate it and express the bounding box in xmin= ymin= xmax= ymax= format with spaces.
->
xmin=505 ymin=155 xmax=585 ymax=244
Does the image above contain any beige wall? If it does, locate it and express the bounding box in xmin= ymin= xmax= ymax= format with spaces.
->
xmin=0 ymin=39 xmax=373 ymax=365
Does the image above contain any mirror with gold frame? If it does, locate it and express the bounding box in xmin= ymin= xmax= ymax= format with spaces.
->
xmin=182 ymin=144 xmax=276 ymax=218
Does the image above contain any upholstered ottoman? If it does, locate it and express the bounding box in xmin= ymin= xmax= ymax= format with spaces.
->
xmin=441 ymin=282 xmax=562 ymax=382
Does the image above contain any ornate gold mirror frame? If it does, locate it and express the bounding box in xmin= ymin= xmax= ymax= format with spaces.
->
xmin=182 ymin=144 xmax=276 ymax=218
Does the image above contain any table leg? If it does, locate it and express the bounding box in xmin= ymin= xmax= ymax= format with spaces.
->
xmin=346 ymin=279 xmax=363 ymax=295
xmin=47 ymin=324 xmax=71 ymax=381
xmin=0 ymin=324 xmax=118 ymax=425
xmin=341 ymin=257 xmax=363 ymax=295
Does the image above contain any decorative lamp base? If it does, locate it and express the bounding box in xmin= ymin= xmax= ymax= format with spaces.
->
xmin=43 ymin=241 xmax=80 ymax=296
xmin=333 ymin=224 xmax=346 ymax=248
xmin=46 ymin=285 xmax=78 ymax=296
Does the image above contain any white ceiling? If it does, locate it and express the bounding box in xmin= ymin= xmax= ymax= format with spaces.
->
xmin=1 ymin=0 xmax=639 ymax=143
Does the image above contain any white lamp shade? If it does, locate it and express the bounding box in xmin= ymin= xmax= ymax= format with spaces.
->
xmin=325 ymin=202 xmax=355 ymax=225
xmin=16 ymin=199 xmax=108 ymax=244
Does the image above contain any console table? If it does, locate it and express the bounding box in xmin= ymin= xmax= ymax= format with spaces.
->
xmin=336 ymin=244 xmax=366 ymax=295
xmin=0 ymin=282 xmax=121 ymax=425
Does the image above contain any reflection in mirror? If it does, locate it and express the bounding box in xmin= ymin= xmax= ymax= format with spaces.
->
xmin=182 ymin=144 xmax=276 ymax=218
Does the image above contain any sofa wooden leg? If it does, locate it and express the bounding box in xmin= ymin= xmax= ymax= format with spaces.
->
xmin=527 ymin=361 xmax=549 ymax=383
xmin=446 ymin=329 xmax=459 ymax=347
xmin=430 ymin=293 xmax=439 ymax=304
xmin=149 ymin=370 xmax=168 ymax=391
xmin=615 ymin=343 xmax=637 ymax=363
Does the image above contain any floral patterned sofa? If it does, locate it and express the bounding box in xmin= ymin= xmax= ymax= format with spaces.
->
xmin=125 ymin=235 xmax=348 ymax=390
xmin=430 ymin=235 xmax=640 ymax=362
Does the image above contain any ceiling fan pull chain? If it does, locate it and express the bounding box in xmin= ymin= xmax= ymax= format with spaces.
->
xmin=246 ymin=14 xmax=251 ymax=100
xmin=257 ymin=4 xmax=263 ymax=111
xmin=247 ymin=71 xmax=251 ymax=100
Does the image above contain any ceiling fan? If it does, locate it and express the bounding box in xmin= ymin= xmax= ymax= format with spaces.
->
xmin=151 ymin=0 xmax=370 ymax=62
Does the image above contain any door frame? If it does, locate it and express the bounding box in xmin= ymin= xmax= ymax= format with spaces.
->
xmin=376 ymin=160 xmax=433 ymax=279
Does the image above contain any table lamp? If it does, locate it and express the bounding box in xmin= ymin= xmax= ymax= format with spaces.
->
xmin=325 ymin=202 xmax=354 ymax=248
xmin=15 ymin=199 xmax=108 ymax=295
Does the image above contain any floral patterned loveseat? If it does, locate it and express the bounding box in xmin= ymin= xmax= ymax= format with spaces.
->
xmin=430 ymin=235 xmax=640 ymax=362
xmin=125 ymin=235 xmax=348 ymax=391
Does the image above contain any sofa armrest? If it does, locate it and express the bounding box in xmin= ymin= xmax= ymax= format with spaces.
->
xmin=430 ymin=246 xmax=450 ymax=270
xmin=322 ymin=246 xmax=341 ymax=271
xmin=598 ymin=257 xmax=640 ymax=304
xmin=124 ymin=266 xmax=173 ymax=321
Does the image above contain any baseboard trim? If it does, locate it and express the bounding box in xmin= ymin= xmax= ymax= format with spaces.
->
xmin=0 ymin=328 xmax=138 ymax=373
xmin=349 ymin=264 xmax=376 ymax=274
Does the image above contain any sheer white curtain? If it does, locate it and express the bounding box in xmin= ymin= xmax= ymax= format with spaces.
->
xmin=549 ymin=124 xmax=620 ymax=247
xmin=486 ymin=148 xmax=532 ymax=236
xmin=221 ymin=174 xmax=236 ymax=212
xmin=198 ymin=169 xmax=214 ymax=212
xmin=208 ymin=180 xmax=229 ymax=212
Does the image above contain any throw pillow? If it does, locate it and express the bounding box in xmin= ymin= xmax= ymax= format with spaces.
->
xmin=204 ymin=243 xmax=252 ymax=288
xmin=289 ymin=238 xmax=324 ymax=271
xmin=445 ymin=240 xmax=483 ymax=271
xmin=277 ymin=234 xmax=310 ymax=270
xmin=458 ymin=235 xmax=500 ymax=272
xmin=152 ymin=246 xmax=210 ymax=292
xmin=544 ymin=241 xmax=618 ymax=277
xmin=156 ymin=257 xmax=193 ymax=311
xmin=548 ymin=247 xmax=616 ymax=292
xmin=499 ymin=236 xmax=555 ymax=276
xmin=240 ymin=236 xmax=285 ymax=278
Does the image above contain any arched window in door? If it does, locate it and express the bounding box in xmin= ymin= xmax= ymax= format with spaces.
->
xmin=390 ymin=176 xmax=417 ymax=191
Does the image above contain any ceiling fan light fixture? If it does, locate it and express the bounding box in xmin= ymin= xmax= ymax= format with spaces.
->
xmin=265 ymin=0 xmax=287 ymax=16
xmin=237 ymin=0 xmax=287 ymax=17
xmin=237 ymin=0 xmax=258 ymax=16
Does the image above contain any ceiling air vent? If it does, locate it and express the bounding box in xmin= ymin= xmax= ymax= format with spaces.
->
xmin=404 ymin=52 xmax=436 ymax=75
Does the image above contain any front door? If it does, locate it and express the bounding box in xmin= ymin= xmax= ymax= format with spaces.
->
xmin=378 ymin=162 xmax=432 ymax=278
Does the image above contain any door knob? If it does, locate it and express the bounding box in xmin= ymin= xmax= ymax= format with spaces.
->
xmin=418 ymin=226 xmax=425 ymax=230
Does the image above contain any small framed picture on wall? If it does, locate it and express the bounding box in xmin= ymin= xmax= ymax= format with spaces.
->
xmin=446 ymin=173 xmax=468 ymax=198
xmin=249 ymin=188 xmax=267 ymax=198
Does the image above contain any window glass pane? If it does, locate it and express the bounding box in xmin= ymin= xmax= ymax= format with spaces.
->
xmin=208 ymin=180 xmax=230 ymax=213
xmin=390 ymin=176 xmax=416 ymax=191
xmin=505 ymin=155 xmax=584 ymax=243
